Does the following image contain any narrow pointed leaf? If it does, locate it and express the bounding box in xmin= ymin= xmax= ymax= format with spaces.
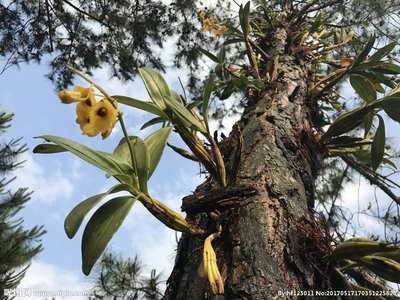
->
xmin=167 ymin=143 xmax=199 ymax=162
xmin=355 ymin=35 xmax=375 ymax=65
xmin=381 ymin=96 xmax=400 ymax=122
xmin=363 ymin=112 xmax=374 ymax=137
xmin=372 ymin=250 xmax=400 ymax=263
xmin=239 ymin=2 xmax=250 ymax=36
xmin=349 ymin=74 xmax=376 ymax=103
xmin=140 ymin=117 xmax=165 ymax=130
xmin=33 ymin=143 xmax=67 ymax=154
xmin=138 ymin=68 xmax=171 ymax=109
xmin=187 ymin=99 xmax=203 ymax=109
xmin=82 ymin=196 xmax=136 ymax=275
xmin=373 ymin=63 xmax=400 ymax=74
xmin=372 ymin=72 xmax=396 ymax=88
xmin=64 ymin=184 xmax=129 ymax=239
xmin=164 ymin=98 xmax=207 ymax=133
xmin=113 ymin=136 xmax=139 ymax=166
xmin=371 ymin=115 xmax=385 ymax=170
xmin=36 ymin=135 xmax=131 ymax=175
xmin=170 ymin=90 xmax=185 ymax=104
xmin=144 ymin=126 xmax=172 ymax=177
xmin=112 ymin=95 xmax=168 ymax=118
xmin=322 ymin=101 xmax=382 ymax=141
xmin=202 ymin=79 xmax=214 ymax=129
xmin=132 ymin=138 xmax=149 ymax=193
xmin=198 ymin=48 xmax=219 ymax=63
xmin=224 ymin=38 xmax=244 ymax=45
xmin=369 ymin=41 xmax=397 ymax=62
xmin=382 ymin=158 xmax=397 ymax=169
xmin=219 ymin=81 xmax=235 ymax=100
xmin=359 ymin=256 xmax=400 ymax=284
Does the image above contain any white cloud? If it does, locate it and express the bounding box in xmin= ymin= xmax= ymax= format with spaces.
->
xmin=9 ymin=152 xmax=74 ymax=203
xmin=209 ymin=96 xmax=242 ymax=136
xmin=16 ymin=260 xmax=92 ymax=300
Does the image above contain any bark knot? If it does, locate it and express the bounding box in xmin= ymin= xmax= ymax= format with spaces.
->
xmin=181 ymin=185 xmax=263 ymax=215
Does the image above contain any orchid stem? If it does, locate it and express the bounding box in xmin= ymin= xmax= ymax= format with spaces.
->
xmin=118 ymin=114 xmax=138 ymax=177
xmin=67 ymin=65 xmax=138 ymax=176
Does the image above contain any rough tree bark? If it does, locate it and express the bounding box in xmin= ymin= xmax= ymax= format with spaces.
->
xmin=164 ymin=27 xmax=332 ymax=300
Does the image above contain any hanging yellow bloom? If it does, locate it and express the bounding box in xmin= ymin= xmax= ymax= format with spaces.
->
xmin=198 ymin=11 xmax=227 ymax=38
xmin=201 ymin=18 xmax=216 ymax=32
xmin=203 ymin=232 xmax=224 ymax=295
xmin=213 ymin=25 xmax=228 ymax=38
xmin=58 ymin=85 xmax=95 ymax=104
xmin=79 ymin=99 xmax=118 ymax=138
xmin=198 ymin=10 xmax=207 ymax=20
xmin=58 ymin=84 xmax=118 ymax=138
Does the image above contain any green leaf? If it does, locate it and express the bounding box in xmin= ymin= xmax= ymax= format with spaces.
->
xmin=332 ymin=238 xmax=393 ymax=261
xmin=219 ymin=81 xmax=235 ymax=100
xmin=239 ymin=2 xmax=251 ymax=37
xmin=167 ymin=143 xmax=199 ymax=162
xmin=363 ymin=112 xmax=374 ymax=137
xmin=371 ymin=115 xmax=385 ymax=170
xmin=33 ymin=143 xmax=67 ymax=154
xmin=112 ymin=95 xmax=168 ymax=119
xmin=131 ymin=138 xmax=149 ymax=193
xmin=144 ymin=127 xmax=172 ymax=177
xmin=36 ymin=135 xmax=132 ymax=176
xmin=223 ymin=38 xmax=244 ymax=45
xmin=202 ymin=79 xmax=214 ymax=129
xmin=369 ymin=41 xmax=397 ymax=62
xmin=64 ymin=184 xmax=129 ymax=239
xmin=113 ymin=136 xmax=139 ymax=166
xmin=381 ymin=96 xmax=400 ymax=122
xmin=198 ymin=48 xmax=219 ymax=63
xmin=187 ymin=99 xmax=203 ymax=110
xmin=382 ymin=157 xmax=397 ymax=169
xmin=170 ymin=90 xmax=185 ymax=105
xmin=359 ymin=256 xmax=400 ymax=284
xmin=353 ymin=149 xmax=373 ymax=165
xmin=138 ymin=68 xmax=171 ymax=109
xmin=322 ymin=101 xmax=382 ymax=141
xmin=373 ymin=63 xmax=400 ymax=74
xmin=349 ymin=74 xmax=376 ymax=103
xmin=140 ymin=117 xmax=165 ymax=130
xmin=164 ymin=98 xmax=207 ymax=133
xmin=372 ymin=72 xmax=396 ymax=88
xmin=355 ymin=35 xmax=375 ymax=65
xmin=81 ymin=196 xmax=136 ymax=275
xmin=372 ymin=82 xmax=385 ymax=94
xmin=356 ymin=72 xmax=385 ymax=93
xmin=372 ymin=250 xmax=400 ymax=263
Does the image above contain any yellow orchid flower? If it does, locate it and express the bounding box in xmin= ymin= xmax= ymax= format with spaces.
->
xmin=201 ymin=18 xmax=215 ymax=32
xmin=79 ymin=99 xmax=118 ymax=138
xmin=59 ymin=82 xmax=118 ymax=138
xmin=213 ymin=25 xmax=228 ymax=38
xmin=199 ymin=13 xmax=228 ymax=38
xmin=198 ymin=10 xmax=207 ymax=20
xmin=58 ymin=85 xmax=95 ymax=104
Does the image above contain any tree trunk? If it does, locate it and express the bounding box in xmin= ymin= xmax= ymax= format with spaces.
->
xmin=164 ymin=28 xmax=331 ymax=300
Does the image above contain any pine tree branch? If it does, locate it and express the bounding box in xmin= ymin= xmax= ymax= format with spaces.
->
xmin=340 ymin=155 xmax=400 ymax=205
xmin=61 ymin=0 xmax=109 ymax=27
